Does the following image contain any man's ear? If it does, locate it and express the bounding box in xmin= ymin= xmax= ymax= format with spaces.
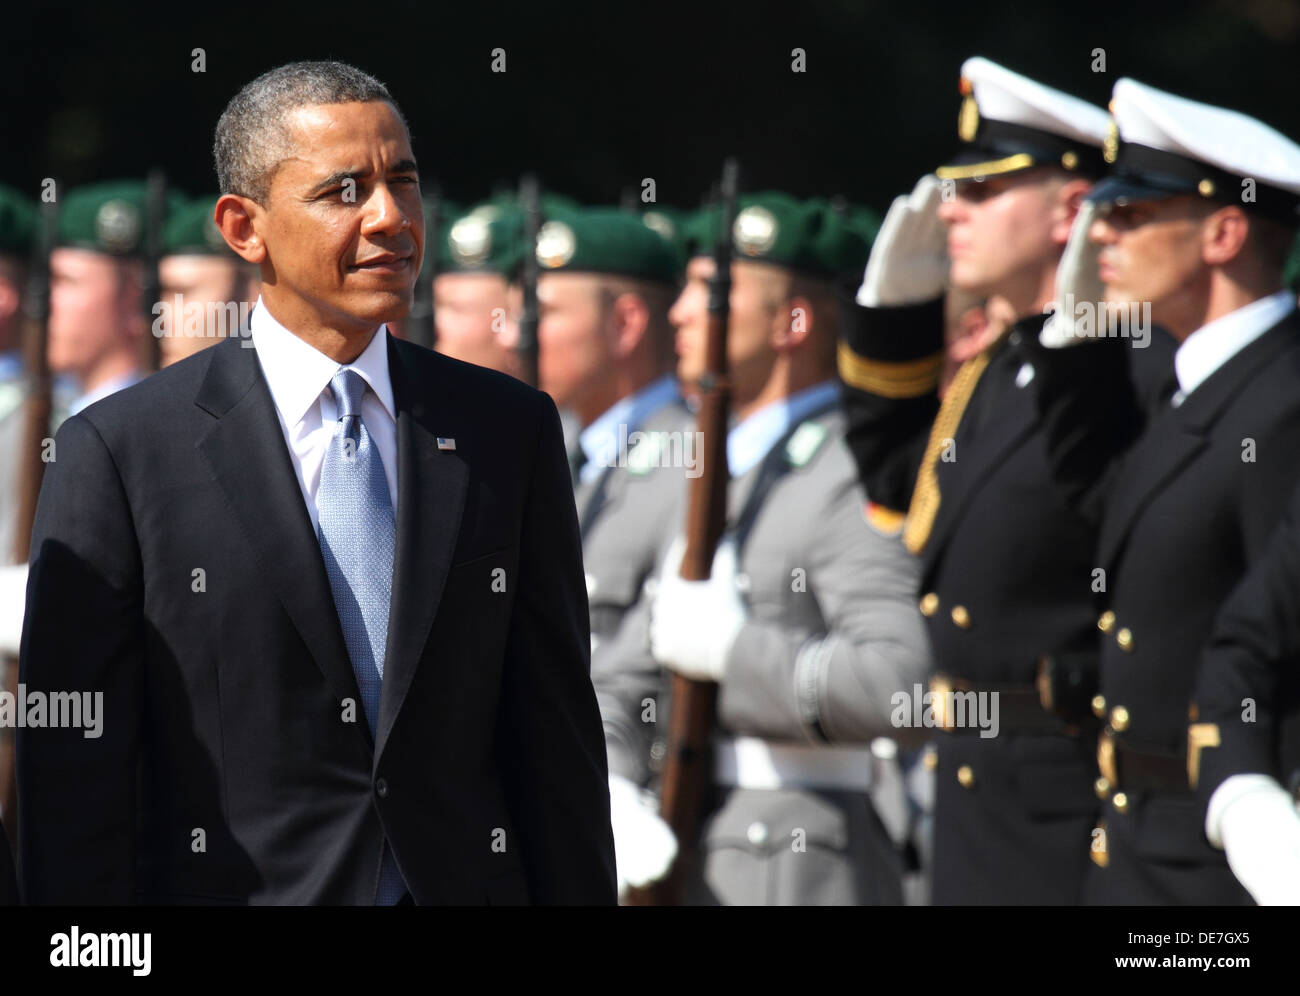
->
xmin=773 ymin=294 xmax=815 ymax=352
xmin=1201 ymin=205 xmax=1251 ymax=267
xmin=1051 ymin=178 xmax=1094 ymax=246
xmin=609 ymin=291 xmax=650 ymax=359
xmin=215 ymin=194 xmax=267 ymax=265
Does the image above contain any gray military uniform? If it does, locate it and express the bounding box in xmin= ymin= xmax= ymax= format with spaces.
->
xmin=579 ymin=397 xmax=695 ymax=784
xmin=608 ymin=396 xmax=932 ymax=904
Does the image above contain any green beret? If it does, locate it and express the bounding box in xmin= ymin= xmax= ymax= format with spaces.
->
xmin=533 ymin=207 xmax=682 ymax=283
xmin=57 ymin=180 xmax=184 ymax=257
xmin=684 ymin=192 xmax=876 ymax=279
xmin=438 ymin=203 xmax=526 ymax=275
xmin=163 ymin=196 xmax=234 ymax=256
xmin=0 ymin=184 xmax=36 ymax=257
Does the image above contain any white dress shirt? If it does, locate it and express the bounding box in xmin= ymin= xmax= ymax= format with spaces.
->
xmin=1172 ymin=289 xmax=1296 ymax=405
xmin=250 ymin=298 xmax=398 ymax=534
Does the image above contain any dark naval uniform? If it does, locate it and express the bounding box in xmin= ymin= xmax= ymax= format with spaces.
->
xmin=1025 ymin=310 xmax=1300 ymax=904
xmin=1192 ymin=480 xmax=1300 ymax=829
xmin=841 ymin=305 xmax=1111 ymax=904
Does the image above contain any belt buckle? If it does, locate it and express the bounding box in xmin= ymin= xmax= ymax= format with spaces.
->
xmin=1097 ymin=728 xmax=1120 ymax=788
xmin=929 ymin=675 xmax=955 ymax=732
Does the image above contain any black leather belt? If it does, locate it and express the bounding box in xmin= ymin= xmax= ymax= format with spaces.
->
xmin=929 ymin=675 xmax=1074 ymax=735
xmin=1098 ymin=731 xmax=1189 ymax=794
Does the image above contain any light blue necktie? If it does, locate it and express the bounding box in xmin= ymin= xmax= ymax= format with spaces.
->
xmin=317 ymin=368 xmax=406 ymax=905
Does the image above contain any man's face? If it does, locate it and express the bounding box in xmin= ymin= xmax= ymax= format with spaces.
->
xmin=535 ymin=271 xmax=608 ymax=410
xmin=433 ymin=272 xmax=516 ymax=374
xmin=48 ymin=247 xmax=137 ymax=380
xmin=937 ymin=170 xmax=1062 ymax=296
xmin=1089 ymin=196 xmax=1208 ymax=321
xmin=669 ymin=257 xmax=783 ymax=403
xmin=158 ymin=255 xmax=248 ymax=366
xmin=253 ymin=100 xmax=423 ymax=337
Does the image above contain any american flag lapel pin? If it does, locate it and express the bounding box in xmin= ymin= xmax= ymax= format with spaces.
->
xmin=437 ymin=437 xmax=457 ymax=451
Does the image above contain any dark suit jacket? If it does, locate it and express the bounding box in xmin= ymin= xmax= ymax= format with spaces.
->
xmin=17 ymin=331 xmax=616 ymax=905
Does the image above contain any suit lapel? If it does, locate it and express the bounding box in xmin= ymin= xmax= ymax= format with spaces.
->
xmin=1098 ymin=316 xmax=1300 ymax=567
xmin=194 ymin=338 xmax=364 ymax=737
xmin=374 ymin=337 xmax=469 ymax=760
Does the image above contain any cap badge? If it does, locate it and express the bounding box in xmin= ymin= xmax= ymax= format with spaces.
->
xmin=958 ymin=91 xmax=980 ymax=143
xmin=732 ymin=205 xmax=778 ymax=257
xmin=536 ymin=219 xmax=576 ymax=268
xmin=1103 ymin=118 xmax=1119 ymax=165
xmin=450 ymin=214 xmax=493 ymax=266
xmin=95 ymin=199 xmax=141 ymax=254
xmin=642 ymin=211 xmax=676 ymax=242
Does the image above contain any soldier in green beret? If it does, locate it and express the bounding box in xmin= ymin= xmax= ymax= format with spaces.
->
xmin=157 ymin=196 xmax=259 ymax=367
xmin=431 ymin=203 xmax=525 ymax=377
xmin=608 ymin=192 xmax=930 ymax=904
xmin=515 ymin=207 xmax=694 ymax=896
xmin=49 ymin=180 xmax=180 ymax=416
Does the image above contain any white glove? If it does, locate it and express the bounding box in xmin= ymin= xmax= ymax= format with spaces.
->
xmin=0 ymin=563 xmax=28 ymax=657
xmin=608 ymin=773 xmax=678 ymax=896
xmin=856 ymin=174 xmax=949 ymax=308
xmin=1040 ymin=200 xmax=1105 ymax=348
xmin=1207 ymin=773 xmax=1300 ymax=905
xmin=648 ymin=536 xmax=747 ymax=682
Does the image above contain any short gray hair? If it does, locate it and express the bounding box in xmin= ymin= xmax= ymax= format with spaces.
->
xmin=214 ymin=61 xmax=407 ymax=203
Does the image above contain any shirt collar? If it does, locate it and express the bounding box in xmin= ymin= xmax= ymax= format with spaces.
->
xmin=250 ymin=297 xmax=396 ymax=428
xmin=68 ymin=369 xmax=143 ymax=416
xmin=727 ymin=380 xmax=839 ymax=478
xmin=1174 ymin=290 xmax=1296 ymax=402
xmin=0 ymin=351 xmax=22 ymax=382
xmin=578 ymin=374 xmax=680 ymax=477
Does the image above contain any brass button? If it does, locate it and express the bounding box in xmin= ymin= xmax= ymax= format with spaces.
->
xmin=1098 ymin=611 xmax=1115 ymax=633
xmin=951 ymin=605 xmax=971 ymax=629
xmin=1061 ymin=150 xmax=1079 ymax=170
xmin=919 ymin=592 xmax=939 ymax=617
xmin=1091 ymin=694 xmax=1107 ymax=718
xmin=1110 ymin=705 xmax=1130 ymax=732
xmin=1112 ymin=791 xmax=1129 ymax=813
xmin=1116 ymin=627 xmax=1134 ymax=652
xmin=923 ymin=748 xmax=938 ymax=772
xmin=957 ymin=764 xmax=975 ymax=788
xmin=1198 ymin=178 xmax=1215 ymax=197
xmin=1094 ymin=776 xmax=1111 ymax=799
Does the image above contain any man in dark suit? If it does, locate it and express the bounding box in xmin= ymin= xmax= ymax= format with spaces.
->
xmin=1025 ymin=78 xmax=1300 ymax=904
xmin=17 ymin=60 xmax=616 ymax=905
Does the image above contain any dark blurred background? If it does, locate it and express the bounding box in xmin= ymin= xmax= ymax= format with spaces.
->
xmin=5 ymin=0 xmax=1300 ymax=210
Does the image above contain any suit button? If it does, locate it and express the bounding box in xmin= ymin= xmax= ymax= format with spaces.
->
xmin=957 ymin=764 xmax=975 ymax=788
xmin=951 ymin=605 xmax=971 ymax=629
xmin=746 ymin=821 xmax=769 ymax=846
xmin=1116 ymin=627 xmax=1134 ymax=652
xmin=1112 ymin=792 xmax=1129 ymax=813
xmin=1098 ymin=611 xmax=1116 ymax=633
xmin=1094 ymin=776 xmax=1111 ymax=799
xmin=919 ymin=593 xmax=939 ymax=617
xmin=1091 ymin=695 xmax=1107 ymax=718
xmin=375 ymin=778 xmax=389 ymax=799
xmin=1109 ymin=705 xmax=1130 ymax=732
